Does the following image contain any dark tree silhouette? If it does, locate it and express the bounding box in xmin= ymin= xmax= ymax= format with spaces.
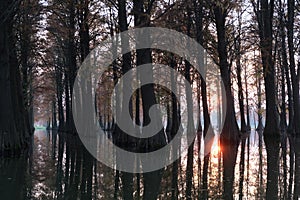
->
xmin=0 ymin=0 xmax=31 ymax=156
xmin=212 ymin=1 xmax=240 ymax=199
xmin=252 ymin=0 xmax=281 ymax=199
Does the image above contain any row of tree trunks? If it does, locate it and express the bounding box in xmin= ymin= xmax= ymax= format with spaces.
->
xmin=0 ymin=0 xmax=31 ymax=156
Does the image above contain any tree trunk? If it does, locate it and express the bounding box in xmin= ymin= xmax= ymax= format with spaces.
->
xmin=170 ymin=54 xmax=179 ymax=200
xmin=278 ymin=6 xmax=288 ymax=198
xmin=255 ymin=53 xmax=264 ymax=132
xmin=185 ymin=8 xmax=196 ymax=200
xmin=287 ymin=0 xmax=300 ymax=137
xmin=117 ymin=1 xmax=134 ymax=199
xmin=132 ymin=1 xmax=166 ymax=199
xmin=279 ymin=0 xmax=288 ymax=131
xmin=244 ymin=66 xmax=251 ymax=131
xmin=256 ymin=0 xmax=280 ymax=198
xmin=193 ymin=1 xmax=213 ymax=198
xmin=213 ymin=3 xmax=240 ymax=199
xmin=235 ymin=14 xmax=247 ymax=133
xmin=55 ymin=64 xmax=65 ymax=130
xmin=286 ymin=1 xmax=300 ymax=197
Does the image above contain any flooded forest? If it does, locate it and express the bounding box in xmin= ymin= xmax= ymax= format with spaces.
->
xmin=0 ymin=0 xmax=300 ymax=199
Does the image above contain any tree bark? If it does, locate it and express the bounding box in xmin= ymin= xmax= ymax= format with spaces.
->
xmin=117 ymin=1 xmax=134 ymax=199
xmin=134 ymin=1 xmax=165 ymax=199
xmin=213 ymin=3 xmax=240 ymax=199
xmin=254 ymin=0 xmax=280 ymax=198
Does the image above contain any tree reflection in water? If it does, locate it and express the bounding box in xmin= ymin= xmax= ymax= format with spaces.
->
xmin=0 ymin=129 xmax=298 ymax=199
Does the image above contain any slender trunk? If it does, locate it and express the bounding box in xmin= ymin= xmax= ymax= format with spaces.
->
xmin=114 ymin=170 xmax=120 ymax=199
xmin=235 ymin=15 xmax=247 ymax=198
xmin=193 ymin=2 xmax=203 ymax=197
xmin=284 ymin=58 xmax=294 ymax=135
xmin=235 ymin=16 xmax=247 ymax=133
xmin=238 ymin=138 xmax=246 ymax=200
xmin=110 ymin=12 xmax=121 ymax=200
xmin=196 ymin=77 xmax=202 ymax=198
xmin=287 ymin=1 xmax=300 ymax=197
xmin=117 ymin=1 xmax=134 ymax=199
xmin=245 ymin=67 xmax=251 ymax=131
xmin=185 ymin=9 xmax=195 ymax=200
xmin=56 ymin=64 xmax=65 ymax=130
xmin=295 ymin=139 xmax=300 ymax=199
xmin=135 ymin=59 xmax=141 ymax=200
xmin=52 ymin=101 xmax=57 ymax=129
xmin=193 ymin=1 xmax=213 ymax=198
xmin=64 ymin=70 xmax=70 ymax=131
xmin=185 ymin=70 xmax=195 ymax=199
xmin=287 ymin=0 xmax=300 ymax=137
xmin=279 ymin=1 xmax=288 ymax=131
xmin=170 ymin=54 xmax=179 ymax=200
xmin=171 ymin=160 xmax=178 ymax=200
xmin=278 ymin=6 xmax=288 ymax=198
xmin=288 ymin=135 xmax=294 ymax=200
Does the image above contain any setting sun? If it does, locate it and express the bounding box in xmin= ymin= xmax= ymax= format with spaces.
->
xmin=211 ymin=140 xmax=221 ymax=155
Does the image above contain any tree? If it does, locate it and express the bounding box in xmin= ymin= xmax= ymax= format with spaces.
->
xmin=287 ymin=1 xmax=300 ymax=197
xmin=193 ymin=0 xmax=213 ymax=198
xmin=0 ymin=0 xmax=32 ymax=156
xmin=133 ymin=1 xmax=166 ymax=199
xmin=17 ymin=0 xmax=42 ymax=133
xmin=116 ymin=1 xmax=134 ymax=199
xmin=252 ymin=0 xmax=281 ymax=198
xmin=211 ymin=1 xmax=240 ymax=199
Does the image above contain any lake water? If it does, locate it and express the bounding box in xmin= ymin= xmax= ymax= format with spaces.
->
xmin=0 ymin=129 xmax=297 ymax=199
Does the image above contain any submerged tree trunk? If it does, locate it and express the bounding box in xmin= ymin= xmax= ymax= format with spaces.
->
xmin=52 ymin=100 xmax=58 ymax=129
xmin=254 ymin=0 xmax=281 ymax=198
xmin=193 ymin=1 xmax=213 ymax=198
xmin=244 ymin=65 xmax=251 ymax=131
xmin=238 ymin=137 xmax=246 ymax=200
xmin=66 ymin=0 xmax=78 ymax=133
xmin=255 ymin=53 xmax=264 ymax=133
xmin=235 ymin=14 xmax=247 ymax=199
xmin=213 ymin=3 xmax=240 ymax=199
xmin=56 ymin=63 xmax=65 ymax=131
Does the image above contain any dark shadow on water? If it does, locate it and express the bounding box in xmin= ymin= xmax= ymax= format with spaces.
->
xmin=0 ymin=129 xmax=298 ymax=199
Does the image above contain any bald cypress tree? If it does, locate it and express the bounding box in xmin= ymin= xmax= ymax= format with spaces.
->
xmin=0 ymin=1 xmax=31 ymax=156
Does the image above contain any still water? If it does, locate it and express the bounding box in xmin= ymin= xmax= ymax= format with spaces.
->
xmin=0 ymin=130 xmax=295 ymax=199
